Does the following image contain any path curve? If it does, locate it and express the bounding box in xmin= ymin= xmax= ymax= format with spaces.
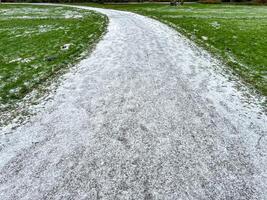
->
xmin=0 ymin=5 xmax=266 ymax=199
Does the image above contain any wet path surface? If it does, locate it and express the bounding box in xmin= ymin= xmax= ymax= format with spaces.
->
xmin=0 ymin=5 xmax=266 ymax=199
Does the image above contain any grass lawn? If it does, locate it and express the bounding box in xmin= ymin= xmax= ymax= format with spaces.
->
xmin=80 ymin=3 xmax=267 ymax=97
xmin=0 ymin=4 xmax=107 ymax=106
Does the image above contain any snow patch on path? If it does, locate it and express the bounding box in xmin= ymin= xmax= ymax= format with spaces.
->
xmin=0 ymin=4 xmax=266 ymax=200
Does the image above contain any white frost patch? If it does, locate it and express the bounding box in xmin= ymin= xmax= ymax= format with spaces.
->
xmin=0 ymin=8 xmax=49 ymax=16
xmin=161 ymin=14 xmax=267 ymax=20
xmin=0 ymin=7 xmax=89 ymax=20
xmin=201 ymin=36 xmax=208 ymax=41
xmin=9 ymin=57 xmax=34 ymax=64
xmin=62 ymin=10 xmax=88 ymax=19
xmin=61 ymin=44 xmax=72 ymax=51
xmin=9 ymin=58 xmax=23 ymax=63
xmin=9 ymin=87 xmax=21 ymax=94
xmin=38 ymin=25 xmax=54 ymax=33
xmin=210 ymin=21 xmax=220 ymax=29
xmin=7 ymin=25 xmax=64 ymax=38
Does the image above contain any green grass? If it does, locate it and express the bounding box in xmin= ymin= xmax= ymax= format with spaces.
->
xmin=0 ymin=4 xmax=107 ymax=105
xmin=80 ymin=3 xmax=267 ymax=96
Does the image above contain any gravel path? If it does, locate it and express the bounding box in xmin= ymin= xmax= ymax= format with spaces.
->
xmin=0 ymin=5 xmax=266 ymax=200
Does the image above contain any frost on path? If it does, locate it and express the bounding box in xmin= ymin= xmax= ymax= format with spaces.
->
xmin=0 ymin=5 xmax=266 ymax=200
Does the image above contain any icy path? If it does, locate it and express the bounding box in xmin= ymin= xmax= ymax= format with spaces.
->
xmin=0 ymin=5 xmax=266 ymax=199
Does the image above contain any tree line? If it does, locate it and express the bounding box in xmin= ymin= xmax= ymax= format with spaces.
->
xmin=1 ymin=0 xmax=265 ymax=4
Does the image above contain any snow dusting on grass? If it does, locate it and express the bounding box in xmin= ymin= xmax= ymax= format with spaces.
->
xmin=0 ymin=6 xmax=93 ymax=20
xmin=210 ymin=21 xmax=220 ymax=29
xmin=0 ymin=4 xmax=108 ymax=124
xmin=201 ymin=36 xmax=208 ymax=41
